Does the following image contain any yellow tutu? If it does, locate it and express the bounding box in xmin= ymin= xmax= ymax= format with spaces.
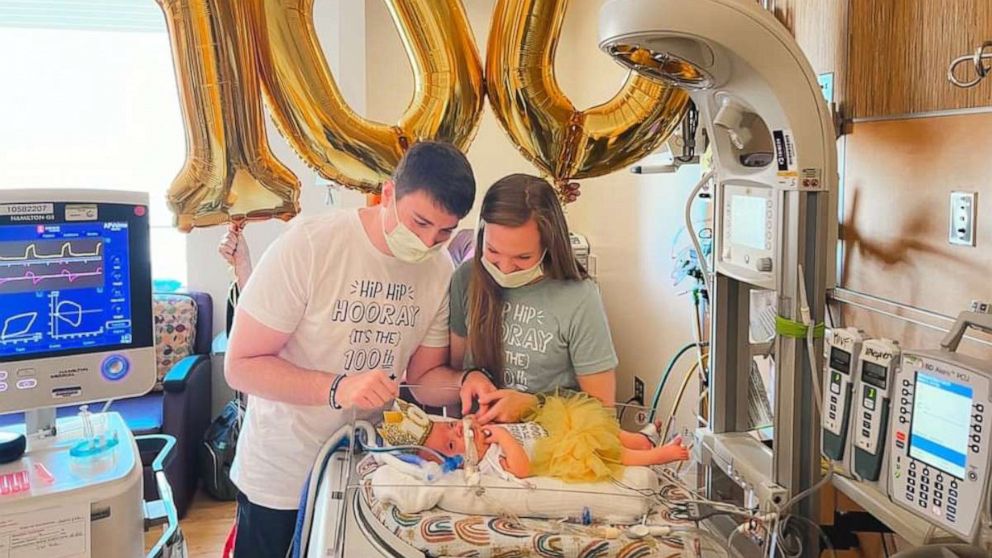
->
xmin=527 ymin=392 xmax=623 ymax=483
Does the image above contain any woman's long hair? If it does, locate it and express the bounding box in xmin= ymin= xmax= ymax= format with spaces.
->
xmin=467 ymin=174 xmax=588 ymax=380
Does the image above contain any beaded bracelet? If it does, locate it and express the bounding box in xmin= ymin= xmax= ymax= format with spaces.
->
xmin=328 ymin=374 xmax=346 ymax=410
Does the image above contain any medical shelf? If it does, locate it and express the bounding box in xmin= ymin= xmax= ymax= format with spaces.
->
xmin=832 ymin=475 xmax=959 ymax=547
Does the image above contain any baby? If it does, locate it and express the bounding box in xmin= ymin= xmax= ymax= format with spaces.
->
xmin=378 ymin=395 xmax=689 ymax=483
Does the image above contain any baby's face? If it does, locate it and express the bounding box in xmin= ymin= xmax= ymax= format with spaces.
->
xmin=424 ymin=419 xmax=488 ymax=458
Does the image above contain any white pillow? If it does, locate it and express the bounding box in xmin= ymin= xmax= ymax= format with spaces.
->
xmin=370 ymin=464 xmax=657 ymax=523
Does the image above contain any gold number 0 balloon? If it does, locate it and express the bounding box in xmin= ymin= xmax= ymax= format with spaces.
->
xmin=157 ymin=0 xmax=300 ymax=232
xmin=486 ymin=0 xmax=690 ymax=196
xmin=250 ymin=0 xmax=485 ymax=194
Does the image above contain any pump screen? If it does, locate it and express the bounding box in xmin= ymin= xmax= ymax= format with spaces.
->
xmin=861 ymin=361 xmax=888 ymax=388
xmin=908 ymin=372 xmax=973 ymax=479
xmin=730 ymin=195 xmax=768 ymax=250
xmin=829 ymin=347 xmax=851 ymax=374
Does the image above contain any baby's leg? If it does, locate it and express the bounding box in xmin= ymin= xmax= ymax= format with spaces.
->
xmin=620 ymin=430 xmax=654 ymax=450
xmin=621 ymin=436 xmax=689 ymax=466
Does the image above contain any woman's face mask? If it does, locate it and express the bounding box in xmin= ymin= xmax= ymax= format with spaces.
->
xmin=382 ymin=198 xmax=443 ymax=263
xmin=481 ymin=254 xmax=545 ymax=288
xmin=479 ymin=220 xmax=546 ymax=288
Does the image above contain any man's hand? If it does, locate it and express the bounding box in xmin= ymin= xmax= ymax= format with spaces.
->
xmin=460 ymin=370 xmax=497 ymax=415
xmin=334 ymin=370 xmax=399 ymax=410
xmin=476 ymin=390 xmax=538 ymax=424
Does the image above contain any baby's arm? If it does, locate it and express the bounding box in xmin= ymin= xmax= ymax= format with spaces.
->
xmin=486 ymin=427 xmax=530 ymax=478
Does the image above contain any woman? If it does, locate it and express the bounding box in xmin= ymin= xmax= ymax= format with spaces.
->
xmin=450 ymin=174 xmax=618 ymax=424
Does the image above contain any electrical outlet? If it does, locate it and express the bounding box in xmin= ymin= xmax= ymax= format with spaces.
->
xmin=971 ymin=300 xmax=992 ymax=314
xmin=633 ymin=377 xmax=645 ymax=406
xmin=949 ymin=191 xmax=977 ymax=246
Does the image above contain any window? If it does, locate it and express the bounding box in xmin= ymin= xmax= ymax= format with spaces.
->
xmin=0 ymin=0 xmax=187 ymax=285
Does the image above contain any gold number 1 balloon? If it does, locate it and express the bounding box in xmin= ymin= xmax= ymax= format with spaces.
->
xmin=250 ymin=0 xmax=485 ymax=194
xmin=158 ymin=0 xmax=300 ymax=232
xmin=486 ymin=0 xmax=690 ymax=197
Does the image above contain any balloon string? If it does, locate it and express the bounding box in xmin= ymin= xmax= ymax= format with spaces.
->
xmin=553 ymin=180 xmax=572 ymax=206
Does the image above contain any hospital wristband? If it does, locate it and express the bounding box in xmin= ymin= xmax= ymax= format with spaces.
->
xmin=328 ymin=374 xmax=346 ymax=410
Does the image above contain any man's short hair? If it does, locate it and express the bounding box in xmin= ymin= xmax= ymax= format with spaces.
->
xmin=393 ymin=141 xmax=475 ymax=218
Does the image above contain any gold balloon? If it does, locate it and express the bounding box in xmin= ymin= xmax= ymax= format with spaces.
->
xmin=158 ymin=0 xmax=300 ymax=232
xmin=250 ymin=0 xmax=485 ymax=194
xmin=486 ymin=0 xmax=690 ymax=195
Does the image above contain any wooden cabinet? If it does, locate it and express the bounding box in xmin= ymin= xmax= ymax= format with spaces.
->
xmin=775 ymin=0 xmax=992 ymax=120
xmin=848 ymin=0 xmax=992 ymax=119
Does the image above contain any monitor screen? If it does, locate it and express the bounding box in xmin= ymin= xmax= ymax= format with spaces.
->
xmin=730 ymin=194 xmax=768 ymax=250
xmin=908 ymin=372 xmax=973 ymax=479
xmin=0 ymin=221 xmax=133 ymax=359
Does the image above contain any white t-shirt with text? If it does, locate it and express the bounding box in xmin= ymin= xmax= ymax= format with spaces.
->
xmin=230 ymin=210 xmax=452 ymax=509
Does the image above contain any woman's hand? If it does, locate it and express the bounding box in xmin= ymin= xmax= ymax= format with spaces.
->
xmin=459 ymin=370 xmax=497 ymax=415
xmin=219 ymin=222 xmax=252 ymax=287
xmin=476 ymin=389 xmax=538 ymax=424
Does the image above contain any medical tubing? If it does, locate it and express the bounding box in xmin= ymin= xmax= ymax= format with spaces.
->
xmin=662 ymin=360 xmax=702 ymax=441
xmin=296 ymin=424 xmax=366 ymax=555
xmin=779 ymin=468 xmax=834 ymax=518
xmin=770 ymin=264 xmax=832 ymax=516
xmin=689 ymin=289 xmax=709 ymax=395
xmin=796 ymin=265 xmax=825 ymax=425
xmin=776 ymin=514 xmax=837 ymax=558
xmin=649 ymin=341 xmax=706 ymax=422
xmin=751 ymin=264 xmax=834 ymax=556
xmin=360 ymin=442 xmax=448 ymax=464
xmin=681 ymin=525 xmax=744 ymax=558
xmin=686 ymin=169 xmax=715 ymax=297
xmin=724 ymin=526 xmax=751 ymax=558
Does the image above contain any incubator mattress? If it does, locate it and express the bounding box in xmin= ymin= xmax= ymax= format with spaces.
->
xmin=357 ymin=462 xmax=696 ymax=558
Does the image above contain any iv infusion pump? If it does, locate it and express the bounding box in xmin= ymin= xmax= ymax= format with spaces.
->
xmin=820 ymin=315 xmax=992 ymax=547
xmin=852 ymin=339 xmax=900 ymax=488
xmin=822 ymin=327 xmax=865 ymax=464
xmin=888 ymin=346 xmax=992 ymax=543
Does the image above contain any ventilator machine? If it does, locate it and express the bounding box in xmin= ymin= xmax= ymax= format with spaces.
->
xmin=0 ymin=190 xmax=183 ymax=557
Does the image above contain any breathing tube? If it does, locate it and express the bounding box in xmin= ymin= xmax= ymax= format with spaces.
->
xmin=360 ymin=442 xmax=464 ymax=475
xmin=462 ymin=416 xmax=479 ymax=475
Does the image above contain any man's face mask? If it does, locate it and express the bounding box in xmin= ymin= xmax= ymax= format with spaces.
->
xmin=382 ymin=198 xmax=443 ymax=263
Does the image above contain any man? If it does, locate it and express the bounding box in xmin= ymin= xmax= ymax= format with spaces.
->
xmin=225 ymin=141 xmax=492 ymax=557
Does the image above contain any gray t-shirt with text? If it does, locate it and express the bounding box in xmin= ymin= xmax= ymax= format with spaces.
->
xmin=449 ymin=262 xmax=618 ymax=394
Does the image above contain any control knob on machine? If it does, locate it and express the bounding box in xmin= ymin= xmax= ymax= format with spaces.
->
xmin=101 ymin=354 xmax=130 ymax=381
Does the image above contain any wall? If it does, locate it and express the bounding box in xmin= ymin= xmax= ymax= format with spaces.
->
xmin=840 ymin=114 xmax=992 ymax=354
xmin=783 ymin=0 xmax=992 ymax=354
xmin=364 ymin=1 xmax=705 ymax=430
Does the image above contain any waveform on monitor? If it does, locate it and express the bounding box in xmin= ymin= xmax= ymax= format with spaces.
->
xmin=0 ymin=267 xmax=103 ymax=287
xmin=0 ymin=242 xmax=102 ymax=262
xmin=1 ymin=312 xmax=38 ymax=341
